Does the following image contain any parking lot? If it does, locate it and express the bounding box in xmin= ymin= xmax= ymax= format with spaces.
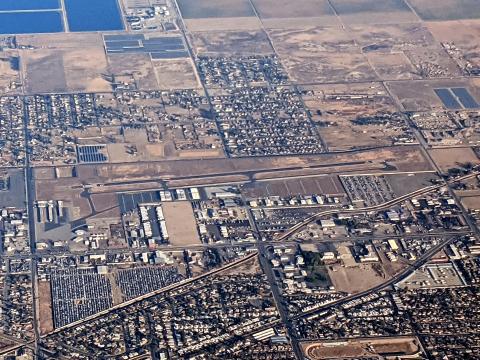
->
xmin=340 ymin=175 xmax=395 ymax=206
xmin=50 ymin=268 xmax=113 ymax=328
xmin=115 ymin=266 xmax=183 ymax=300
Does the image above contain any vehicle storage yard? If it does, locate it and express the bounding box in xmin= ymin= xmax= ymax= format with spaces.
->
xmin=0 ymin=0 xmax=479 ymax=359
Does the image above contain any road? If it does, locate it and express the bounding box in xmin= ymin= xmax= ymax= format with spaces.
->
xmin=41 ymin=250 xmax=259 ymax=337
xmin=20 ymin=169 xmax=477 ymax=358
xmin=171 ymin=0 xmax=232 ymax=159
xmin=246 ymin=170 xmax=479 ymax=358
xmin=10 ymin=194 xmax=471 ymax=358
xmin=15 ymin=158 xmax=479 ymax=359
xmin=276 ymin=171 xmax=480 ymax=242
xmin=0 ymin=250 xmax=260 ymax=356
xmin=415 ymin=137 xmax=480 ymax=238
xmin=16 ymin=80 xmax=480 ymax=360
xmin=243 ymin=196 xmax=305 ymax=359
xmin=23 ymin=98 xmax=40 ymax=356
xmin=290 ymin=234 xmax=458 ymax=322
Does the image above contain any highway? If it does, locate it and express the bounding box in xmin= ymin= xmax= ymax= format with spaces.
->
xmin=16 ymin=106 xmax=480 ymax=360
xmin=41 ymin=251 xmax=259 ymax=337
xmin=275 ymin=171 xmax=480 ymax=242
xmin=244 ymin=195 xmax=305 ymax=359
xmin=259 ymin=169 xmax=480 ymax=358
xmin=241 ymin=181 xmax=469 ymax=358
xmin=23 ymin=98 xmax=40 ymax=355
xmin=6 ymin=205 xmax=471 ymax=358
xmin=0 ymin=252 xmax=261 ymax=357
xmin=0 ymin=102 xmax=44 ymax=358
xmin=290 ymin=234 xmax=459 ymax=322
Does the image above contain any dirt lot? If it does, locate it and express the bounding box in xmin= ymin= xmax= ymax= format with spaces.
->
xmin=107 ymin=142 xmax=201 ymax=163
xmin=103 ymin=126 xmax=222 ymax=162
xmin=328 ymin=262 xmax=387 ymax=293
xmin=177 ymin=148 xmax=224 ymax=158
xmin=153 ymin=58 xmax=199 ymax=89
xmin=283 ymin=52 xmax=377 ymax=83
xmin=460 ymin=192 xmax=480 ymax=211
xmin=38 ymin=281 xmax=54 ymax=334
xmin=371 ymin=337 xmax=420 ymax=355
xmin=162 ymin=201 xmax=201 ymax=246
xmin=269 ymin=26 xmax=356 ymax=55
xmin=0 ymin=51 xmax=21 ymax=95
xmin=303 ymin=341 xmax=372 ymax=359
xmin=107 ymin=143 xmax=153 ymax=163
xmin=34 ymin=167 xmax=56 ymax=180
xmin=252 ymin=0 xmax=333 ymax=18
xmin=386 ymin=78 xmax=480 ymax=111
xmin=62 ymin=47 xmax=110 ymax=92
xmin=190 ymin=30 xmax=273 ymax=56
xmin=22 ymin=49 xmax=67 ymax=93
xmin=302 ymin=337 xmax=420 ymax=359
xmin=266 ymin=26 xmax=376 ymax=83
xmin=386 ymin=172 xmax=440 ymax=196
xmin=91 ymin=192 xmax=119 ymax=212
xmin=184 ymin=17 xmax=262 ymax=31
xmin=366 ymin=52 xmax=419 ymax=80
xmin=320 ymin=127 xmax=396 ymax=150
xmin=23 ymin=47 xmax=109 ymax=94
xmin=387 ymin=147 xmax=434 ymax=172
xmin=300 ymin=82 xmax=406 ymax=150
xmin=56 ymin=166 xmax=75 ymax=178
xmin=108 ymin=53 xmax=158 ymax=90
xmin=351 ymin=22 xmax=436 ymax=51
xmin=17 ymin=32 xmax=102 ymax=49
xmin=329 ymin=0 xmax=418 ymax=24
xmin=219 ymin=254 xmax=261 ymax=275
xmin=20 ymin=33 xmax=110 ymax=94
xmin=429 ymin=147 xmax=480 ymax=173
xmin=408 ymin=0 xmax=480 ymax=21
xmin=177 ymin=0 xmax=255 ymax=18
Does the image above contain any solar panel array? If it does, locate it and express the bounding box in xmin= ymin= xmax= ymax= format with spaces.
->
xmin=104 ymin=34 xmax=188 ymax=59
xmin=77 ymin=145 xmax=108 ymax=163
xmin=434 ymin=87 xmax=480 ymax=110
